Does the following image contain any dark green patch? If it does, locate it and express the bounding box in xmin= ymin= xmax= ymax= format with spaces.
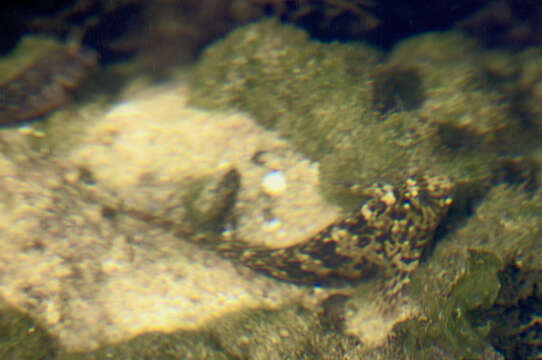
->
xmin=183 ymin=169 xmax=240 ymax=236
xmin=395 ymin=250 xmax=501 ymax=359
xmin=373 ymin=66 xmax=425 ymax=113
xmin=0 ymin=305 xmax=58 ymax=360
xmin=482 ymin=266 xmax=542 ymax=360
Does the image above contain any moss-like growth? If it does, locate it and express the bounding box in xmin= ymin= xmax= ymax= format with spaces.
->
xmin=59 ymin=330 xmax=231 ymax=360
xmin=485 ymin=267 xmax=542 ymax=359
xmin=189 ymin=19 xmax=518 ymax=209
xmin=396 ymin=250 xmax=501 ymax=359
xmin=387 ymin=32 xmax=522 ymax=148
xmin=392 ymin=184 xmax=542 ymax=358
xmin=495 ymin=47 xmax=542 ymax=135
xmin=190 ymin=19 xmax=381 ymax=162
xmin=0 ymin=304 xmax=58 ymax=359
xmin=183 ymin=169 xmax=240 ymax=236
xmin=372 ymin=66 xmax=425 ymax=113
xmin=208 ymin=304 xmax=366 ymax=360
xmin=57 ymin=303 xmax=366 ymax=359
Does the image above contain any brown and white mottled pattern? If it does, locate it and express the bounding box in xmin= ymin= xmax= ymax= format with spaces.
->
xmin=216 ymin=175 xmax=452 ymax=293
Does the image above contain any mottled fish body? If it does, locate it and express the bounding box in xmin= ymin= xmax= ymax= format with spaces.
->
xmin=217 ymin=174 xmax=452 ymax=290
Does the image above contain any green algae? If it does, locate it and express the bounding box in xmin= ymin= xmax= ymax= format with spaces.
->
xmin=0 ymin=304 xmax=58 ymax=360
xmin=47 ymin=303 xmax=366 ymax=360
xmin=182 ymin=169 xmax=240 ymax=236
xmin=186 ymin=20 xmax=542 ymax=357
xmin=209 ymin=305 xmax=356 ymax=360
xmin=0 ymin=300 xmax=346 ymax=359
xmin=396 ymin=250 xmax=501 ymax=359
xmin=486 ymin=267 xmax=542 ymax=359
xmin=372 ymin=66 xmax=425 ymax=113
xmin=188 ymin=19 xmax=517 ymax=208
xmin=393 ymin=184 xmax=542 ymax=359
xmin=59 ymin=331 xmax=231 ymax=360
xmin=190 ymin=18 xmax=380 ymax=165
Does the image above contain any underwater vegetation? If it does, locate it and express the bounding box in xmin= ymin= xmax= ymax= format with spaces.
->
xmin=188 ymin=19 xmax=542 ymax=359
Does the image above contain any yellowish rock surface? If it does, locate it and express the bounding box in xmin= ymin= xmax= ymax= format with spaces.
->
xmin=0 ymin=82 xmax=343 ymax=351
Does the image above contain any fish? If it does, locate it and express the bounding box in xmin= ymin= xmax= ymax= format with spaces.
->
xmin=210 ymin=170 xmax=452 ymax=296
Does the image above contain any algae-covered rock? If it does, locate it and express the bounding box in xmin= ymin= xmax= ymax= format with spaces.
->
xmin=0 ymin=303 xmax=58 ymax=359
xmin=186 ymin=21 xmax=542 ymax=357
xmin=507 ymin=48 xmax=542 ymax=135
xmin=0 ymin=35 xmax=97 ymax=126
xmin=58 ymin=330 xmax=231 ymax=360
xmin=57 ymin=302 xmax=365 ymax=360
xmin=486 ymin=267 xmax=542 ymax=360
xmin=209 ymin=305 xmax=350 ymax=360
xmin=394 ymin=184 xmax=542 ymax=358
xmin=189 ymin=19 xmax=519 ymax=208
xmin=472 ymin=47 xmax=542 ymax=141
xmin=396 ymin=250 xmax=501 ymax=359
xmin=190 ymin=18 xmax=382 ymax=163
xmin=190 ymin=18 xmax=419 ymax=198
xmin=387 ymin=32 xmax=519 ymax=146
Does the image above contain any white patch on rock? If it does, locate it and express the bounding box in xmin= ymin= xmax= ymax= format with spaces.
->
xmin=262 ymin=170 xmax=287 ymax=196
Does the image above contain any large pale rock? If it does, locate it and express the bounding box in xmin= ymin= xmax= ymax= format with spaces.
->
xmin=0 ymin=82 xmax=342 ymax=351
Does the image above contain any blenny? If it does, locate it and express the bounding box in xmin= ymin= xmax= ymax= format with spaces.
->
xmin=200 ymin=169 xmax=453 ymax=293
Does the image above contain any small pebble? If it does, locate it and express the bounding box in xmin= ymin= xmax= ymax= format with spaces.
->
xmin=262 ymin=170 xmax=287 ymax=196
